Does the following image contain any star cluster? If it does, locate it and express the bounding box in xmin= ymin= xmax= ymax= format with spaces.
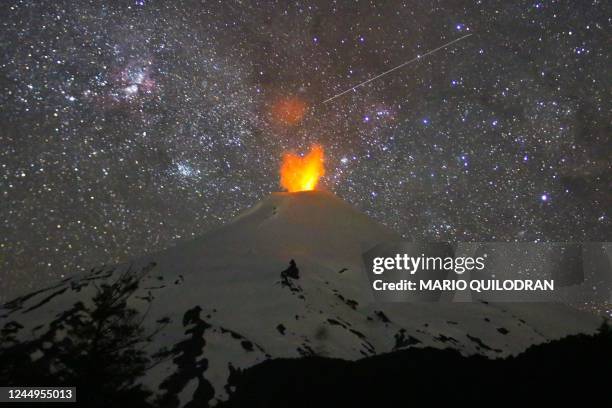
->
xmin=0 ymin=1 xmax=610 ymax=303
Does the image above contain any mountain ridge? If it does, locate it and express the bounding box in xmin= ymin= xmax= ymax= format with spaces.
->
xmin=0 ymin=191 xmax=602 ymax=406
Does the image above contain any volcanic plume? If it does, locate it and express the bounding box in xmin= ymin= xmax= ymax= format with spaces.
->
xmin=271 ymin=96 xmax=307 ymax=125
xmin=280 ymin=145 xmax=325 ymax=192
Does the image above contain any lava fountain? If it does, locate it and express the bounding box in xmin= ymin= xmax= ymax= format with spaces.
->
xmin=280 ymin=145 xmax=325 ymax=192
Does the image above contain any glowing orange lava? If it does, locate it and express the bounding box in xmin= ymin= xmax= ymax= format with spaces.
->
xmin=280 ymin=145 xmax=325 ymax=192
xmin=272 ymin=96 xmax=307 ymax=125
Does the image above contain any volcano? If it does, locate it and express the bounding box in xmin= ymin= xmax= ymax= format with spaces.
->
xmin=0 ymin=191 xmax=602 ymax=406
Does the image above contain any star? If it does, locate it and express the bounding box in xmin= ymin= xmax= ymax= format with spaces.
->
xmin=0 ymin=1 xmax=608 ymax=318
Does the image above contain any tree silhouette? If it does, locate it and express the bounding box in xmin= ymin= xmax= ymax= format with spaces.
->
xmin=0 ymin=262 xmax=168 ymax=408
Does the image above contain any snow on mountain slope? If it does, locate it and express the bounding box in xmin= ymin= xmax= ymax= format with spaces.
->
xmin=0 ymin=191 xmax=601 ymax=406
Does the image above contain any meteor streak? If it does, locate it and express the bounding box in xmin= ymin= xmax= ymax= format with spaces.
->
xmin=322 ymin=34 xmax=473 ymax=104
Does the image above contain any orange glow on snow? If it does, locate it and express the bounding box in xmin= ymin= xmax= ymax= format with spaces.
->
xmin=280 ymin=145 xmax=325 ymax=192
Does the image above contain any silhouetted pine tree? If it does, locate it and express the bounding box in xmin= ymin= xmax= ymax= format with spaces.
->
xmin=0 ymin=262 xmax=168 ymax=408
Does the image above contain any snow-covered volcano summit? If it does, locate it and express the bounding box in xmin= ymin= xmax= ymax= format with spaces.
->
xmin=168 ymin=190 xmax=400 ymax=285
xmin=0 ymin=191 xmax=601 ymax=407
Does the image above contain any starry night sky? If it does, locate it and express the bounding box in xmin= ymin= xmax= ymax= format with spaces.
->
xmin=1 ymin=1 xmax=610 ymax=301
